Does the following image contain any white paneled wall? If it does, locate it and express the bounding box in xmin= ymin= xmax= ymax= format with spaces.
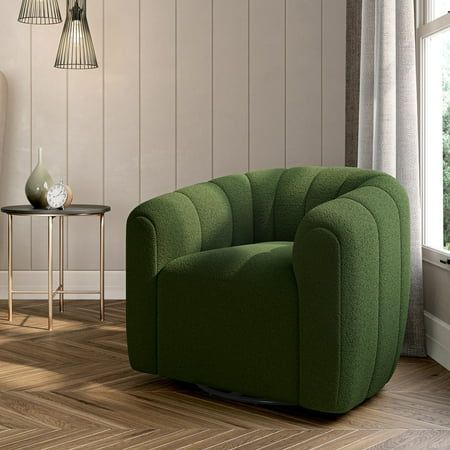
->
xmin=0 ymin=1 xmax=31 ymax=271
xmin=67 ymin=0 xmax=104 ymax=271
xmin=0 ymin=0 xmax=346 ymax=274
xmin=140 ymin=0 xmax=176 ymax=199
xmin=249 ymin=0 xmax=286 ymax=170
xmin=286 ymin=0 xmax=322 ymax=166
xmin=213 ymin=0 xmax=249 ymax=177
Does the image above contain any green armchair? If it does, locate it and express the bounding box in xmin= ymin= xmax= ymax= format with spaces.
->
xmin=126 ymin=167 xmax=411 ymax=413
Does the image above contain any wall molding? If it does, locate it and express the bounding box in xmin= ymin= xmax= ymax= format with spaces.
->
xmin=425 ymin=310 xmax=450 ymax=370
xmin=0 ymin=271 xmax=125 ymax=300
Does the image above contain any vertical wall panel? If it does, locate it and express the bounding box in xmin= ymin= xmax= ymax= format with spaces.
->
xmin=140 ymin=0 xmax=176 ymax=200
xmin=177 ymin=0 xmax=213 ymax=187
xmin=0 ymin=0 xmax=32 ymax=270
xmin=67 ymin=0 xmax=104 ymax=270
xmin=322 ymin=0 xmax=346 ymax=166
xmin=213 ymin=0 xmax=249 ymax=177
xmin=249 ymin=0 xmax=285 ymax=171
xmin=104 ymin=0 xmax=140 ymax=270
xmin=286 ymin=0 xmax=322 ymax=167
xmin=31 ymin=5 xmax=66 ymax=270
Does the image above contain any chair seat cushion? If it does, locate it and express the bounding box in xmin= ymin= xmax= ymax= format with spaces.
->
xmin=157 ymin=241 xmax=299 ymax=403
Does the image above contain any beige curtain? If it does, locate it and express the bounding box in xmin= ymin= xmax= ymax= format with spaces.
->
xmin=356 ymin=0 xmax=425 ymax=356
xmin=345 ymin=0 xmax=362 ymax=167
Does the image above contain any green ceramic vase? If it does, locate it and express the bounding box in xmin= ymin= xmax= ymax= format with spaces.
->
xmin=25 ymin=147 xmax=54 ymax=208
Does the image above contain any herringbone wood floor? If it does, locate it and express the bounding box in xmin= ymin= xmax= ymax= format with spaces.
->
xmin=0 ymin=301 xmax=448 ymax=449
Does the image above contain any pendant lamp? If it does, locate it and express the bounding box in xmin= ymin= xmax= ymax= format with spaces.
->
xmin=18 ymin=0 xmax=62 ymax=25
xmin=54 ymin=0 xmax=98 ymax=69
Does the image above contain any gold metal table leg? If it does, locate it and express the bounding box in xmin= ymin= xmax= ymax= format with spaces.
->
xmin=7 ymin=215 xmax=13 ymax=323
xmin=48 ymin=217 xmax=53 ymax=331
xmin=59 ymin=216 xmax=64 ymax=313
xmin=100 ymin=214 xmax=105 ymax=321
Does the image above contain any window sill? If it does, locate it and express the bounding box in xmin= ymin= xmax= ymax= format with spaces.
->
xmin=423 ymin=245 xmax=450 ymax=271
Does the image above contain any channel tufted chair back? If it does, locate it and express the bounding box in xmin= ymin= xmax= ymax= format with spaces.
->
xmin=151 ymin=167 xmax=392 ymax=251
xmin=126 ymin=166 xmax=411 ymax=413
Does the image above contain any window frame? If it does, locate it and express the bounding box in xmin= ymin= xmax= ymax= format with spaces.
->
xmin=417 ymin=0 xmax=450 ymax=260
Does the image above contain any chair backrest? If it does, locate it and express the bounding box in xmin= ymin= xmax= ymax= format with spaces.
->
xmin=176 ymin=166 xmax=384 ymax=251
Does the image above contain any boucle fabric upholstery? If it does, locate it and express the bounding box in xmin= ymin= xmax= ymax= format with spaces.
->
xmin=126 ymin=166 xmax=410 ymax=413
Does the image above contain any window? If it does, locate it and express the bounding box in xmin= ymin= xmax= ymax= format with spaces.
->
xmin=428 ymin=0 xmax=450 ymax=21
xmin=419 ymin=1 xmax=450 ymax=253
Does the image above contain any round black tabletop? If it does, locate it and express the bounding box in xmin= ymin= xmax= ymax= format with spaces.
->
xmin=1 ymin=204 xmax=111 ymax=216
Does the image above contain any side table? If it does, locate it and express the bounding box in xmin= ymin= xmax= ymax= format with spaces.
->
xmin=1 ymin=204 xmax=111 ymax=330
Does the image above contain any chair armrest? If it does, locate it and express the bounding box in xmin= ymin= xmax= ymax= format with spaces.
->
xmin=292 ymin=175 xmax=410 ymax=413
xmin=126 ymin=192 xmax=202 ymax=372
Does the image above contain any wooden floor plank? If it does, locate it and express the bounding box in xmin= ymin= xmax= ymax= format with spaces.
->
xmin=285 ymin=430 xmax=356 ymax=450
xmin=369 ymin=430 xmax=450 ymax=449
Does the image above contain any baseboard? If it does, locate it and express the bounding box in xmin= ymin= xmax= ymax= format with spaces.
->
xmin=424 ymin=311 xmax=450 ymax=370
xmin=0 ymin=271 xmax=125 ymax=300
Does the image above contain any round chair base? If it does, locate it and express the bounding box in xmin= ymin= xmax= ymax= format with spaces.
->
xmin=196 ymin=384 xmax=294 ymax=407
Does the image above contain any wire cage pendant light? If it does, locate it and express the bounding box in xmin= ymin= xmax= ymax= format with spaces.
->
xmin=18 ymin=0 xmax=62 ymax=25
xmin=55 ymin=0 xmax=98 ymax=69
